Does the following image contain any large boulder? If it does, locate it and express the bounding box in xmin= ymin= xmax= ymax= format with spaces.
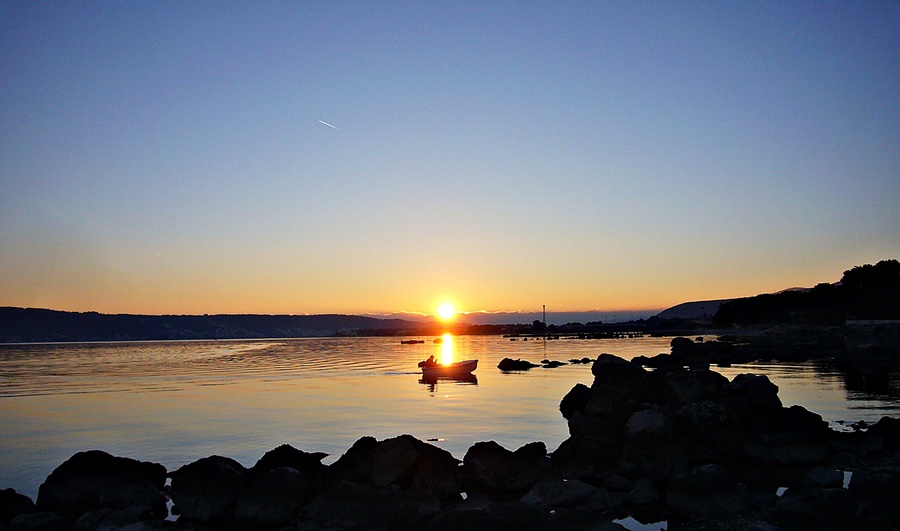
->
xmin=666 ymin=464 xmax=753 ymax=520
xmin=550 ymin=433 xmax=620 ymax=480
xmin=622 ymin=409 xmax=689 ymax=480
xmin=234 ymin=467 xmax=309 ymax=526
xmin=328 ymin=435 xmax=461 ymax=499
xmin=462 ymin=441 xmax=549 ymax=498
xmin=35 ymin=450 xmax=167 ymax=520
xmin=674 ymin=400 xmax=746 ymax=462
xmin=743 ymin=405 xmax=831 ymax=464
xmin=168 ymin=455 xmax=248 ymax=523
xmin=520 ymin=472 xmax=598 ymax=507
xmin=591 ymin=354 xmax=646 ymax=387
xmin=0 ymin=488 xmax=36 ymax=524
xmin=426 ymin=501 xmax=551 ymax=531
xmin=559 ymin=383 xmax=592 ymax=419
xmin=302 ymin=480 xmax=440 ymax=530
xmin=664 ymin=368 xmax=730 ymax=408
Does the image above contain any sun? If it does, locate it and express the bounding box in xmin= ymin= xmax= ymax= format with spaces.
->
xmin=437 ymin=302 xmax=456 ymax=321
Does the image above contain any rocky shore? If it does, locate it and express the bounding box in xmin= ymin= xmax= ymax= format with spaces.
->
xmin=3 ymin=345 xmax=899 ymax=530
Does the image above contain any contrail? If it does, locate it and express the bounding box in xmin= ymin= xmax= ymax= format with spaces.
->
xmin=318 ymin=120 xmax=338 ymax=130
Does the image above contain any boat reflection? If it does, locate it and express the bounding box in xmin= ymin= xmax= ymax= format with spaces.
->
xmin=419 ymin=372 xmax=478 ymax=391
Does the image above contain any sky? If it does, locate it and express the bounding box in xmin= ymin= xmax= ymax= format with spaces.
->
xmin=1 ymin=2 xmax=898 ymax=318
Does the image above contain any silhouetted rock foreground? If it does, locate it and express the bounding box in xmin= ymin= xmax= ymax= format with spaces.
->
xmin=3 ymin=355 xmax=900 ymax=530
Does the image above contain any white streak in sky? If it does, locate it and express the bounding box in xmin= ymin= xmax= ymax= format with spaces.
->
xmin=318 ymin=120 xmax=338 ymax=130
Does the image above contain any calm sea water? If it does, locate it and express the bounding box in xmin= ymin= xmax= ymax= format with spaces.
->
xmin=1 ymin=335 xmax=898 ymax=499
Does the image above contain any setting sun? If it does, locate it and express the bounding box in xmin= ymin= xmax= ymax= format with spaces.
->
xmin=437 ymin=303 xmax=456 ymax=320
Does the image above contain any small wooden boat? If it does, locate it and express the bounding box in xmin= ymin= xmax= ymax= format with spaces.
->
xmin=420 ymin=359 xmax=478 ymax=378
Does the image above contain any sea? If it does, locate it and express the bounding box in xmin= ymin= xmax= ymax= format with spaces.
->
xmin=1 ymin=334 xmax=899 ymax=501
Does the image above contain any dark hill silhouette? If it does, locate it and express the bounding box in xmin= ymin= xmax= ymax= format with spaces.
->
xmin=711 ymin=259 xmax=900 ymax=327
xmin=0 ymin=308 xmax=421 ymax=343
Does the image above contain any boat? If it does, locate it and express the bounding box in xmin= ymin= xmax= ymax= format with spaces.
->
xmin=419 ymin=359 xmax=478 ymax=378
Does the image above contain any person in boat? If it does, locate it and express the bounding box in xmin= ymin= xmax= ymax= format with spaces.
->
xmin=417 ymin=355 xmax=438 ymax=368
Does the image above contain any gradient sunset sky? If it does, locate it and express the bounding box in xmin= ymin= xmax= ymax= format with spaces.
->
xmin=2 ymin=2 xmax=898 ymax=317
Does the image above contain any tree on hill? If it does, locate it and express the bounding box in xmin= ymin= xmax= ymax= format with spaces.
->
xmin=711 ymin=259 xmax=899 ymax=327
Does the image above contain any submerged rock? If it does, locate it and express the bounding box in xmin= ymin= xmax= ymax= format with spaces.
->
xmin=498 ymin=358 xmax=540 ymax=371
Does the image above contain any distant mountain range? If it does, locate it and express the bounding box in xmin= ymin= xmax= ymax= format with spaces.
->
xmin=0 ymin=307 xmax=421 ymax=343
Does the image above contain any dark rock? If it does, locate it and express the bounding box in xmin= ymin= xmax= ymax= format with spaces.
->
xmin=675 ymin=400 xmax=746 ymax=461
xmin=744 ymin=406 xmax=831 ymax=464
xmin=849 ymin=466 xmax=900 ymax=528
xmin=0 ymin=488 xmax=36 ymax=524
xmin=250 ymin=443 xmax=327 ymax=479
xmin=234 ymin=467 xmax=308 ymax=526
xmin=664 ymin=368 xmax=730 ymax=408
xmin=462 ymin=441 xmax=549 ymax=498
xmin=625 ymin=478 xmax=659 ymax=506
xmin=551 ymin=434 xmax=620 ymax=479
xmin=426 ymin=501 xmax=549 ymax=531
xmin=565 ymin=410 xmax=617 ymax=439
xmin=328 ymin=434 xmax=461 ymax=499
xmin=498 ymin=358 xmax=540 ymax=371
xmin=8 ymin=511 xmax=67 ymax=531
xmin=75 ymin=505 xmax=157 ymax=530
xmin=520 ymin=473 xmax=597 ymax=507
xmin=35 ymin=450 xmax=167 ymax=520
xmin=591 ymin=354 xmax=646 ymax=387
xmin=666 ymin=464 xmax=753 ymax=520
xmin=168 ymin=455 xmax=248 ymax=523
xmin=766 ymin=484 xmax=857 ymax=529
xmin=803 ymin=466 xmax=844 ymax=488
xmin=542 ymin=360 xmax=566 ymax=368
xmin=622 ymin=409 xmax=689 ymax=480
xmin=559 ymin=383 xmax=592 ymax=420
xmin=867 ymin=416 xmax=900 ymax=453
xmin=303 ymin=479 xmax=439 ymax=530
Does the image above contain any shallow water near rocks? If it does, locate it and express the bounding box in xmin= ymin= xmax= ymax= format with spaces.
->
xmin=1 ymin=335 xmax=898 ymax=498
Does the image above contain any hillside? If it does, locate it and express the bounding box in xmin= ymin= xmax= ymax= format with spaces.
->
xmin=0 ymin=308 xmax=421 ymax=343
xmin=654 ymin=299 xmax=733 ymax=320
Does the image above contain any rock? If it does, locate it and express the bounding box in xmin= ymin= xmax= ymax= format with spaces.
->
xmin=590 ymin=354 xmax=646 ymax=387
xmin=622 ymin=409 xmax=689 ymax=480
xmin=426 ymin=502 xmax=549 ymax=531
xmin=551 ymin=434 xmax=620 ymax=479
xmin=302 ymin=480 xmax=440 ymax=530
xmin=75 ymin=505 xmax=157 ymax=530
xmin=849 ymin=466 xmax=900 ymax=528
xmin=867 ymin=416 xmax=900 ymax=453
xmin=803 ymin=466 xmax=844 ymax=488
xmin=666 ymin=464 xmax=753 ymax=520
xmin=462 ymin=441 xmax=549 ymax=498
xmin=626 ymin=478 xmax=659 ymax=506
xmin=250 ymin=443 xmax=327 ymax=479
xmin=520 ymin=473 xmax=597 ymax=507
xmin=541 ymin=360 xmax=566 ymax=368
xmin=767 ymin=484 xmax=857 ymax=530
xmin=664 ymin=368 xmax=730 ymax=408
xmin=168 ymin=455 xmax=248 ymax=523
xmin=744 ymin=406 xmax=831 ymax=464
xmin=675 ymin=400 xmax=746 ymax=461
xmin=0 ymin=488 xmax=36 ymax=524
xmin=328 ymin=435 xmax=461 ymax=499
xmin=498 ymin=358 xmax=540 ymax=371
xmin=35 ymin=450 xmax=167 ymax=521
xmin=8 ymin=511 xmax=67 ymax=531
xmin=559 ymin=383 xmax=592 ymax=420
xmin=234 ymin=467 xmax=308 ymax=526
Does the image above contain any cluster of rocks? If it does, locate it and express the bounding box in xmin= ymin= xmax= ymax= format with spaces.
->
xmin=3 ymin=351 xmax=899 ymax=530
xmin=497 ymin=357 xmax=592 ymax=371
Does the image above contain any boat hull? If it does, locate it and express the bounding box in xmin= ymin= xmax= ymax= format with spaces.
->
xmin=421 ymin=359 xmax=478 ymax=377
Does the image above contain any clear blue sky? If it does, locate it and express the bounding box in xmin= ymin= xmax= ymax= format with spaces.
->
xmin=2 ymin=1 xmax=898 ymax=316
